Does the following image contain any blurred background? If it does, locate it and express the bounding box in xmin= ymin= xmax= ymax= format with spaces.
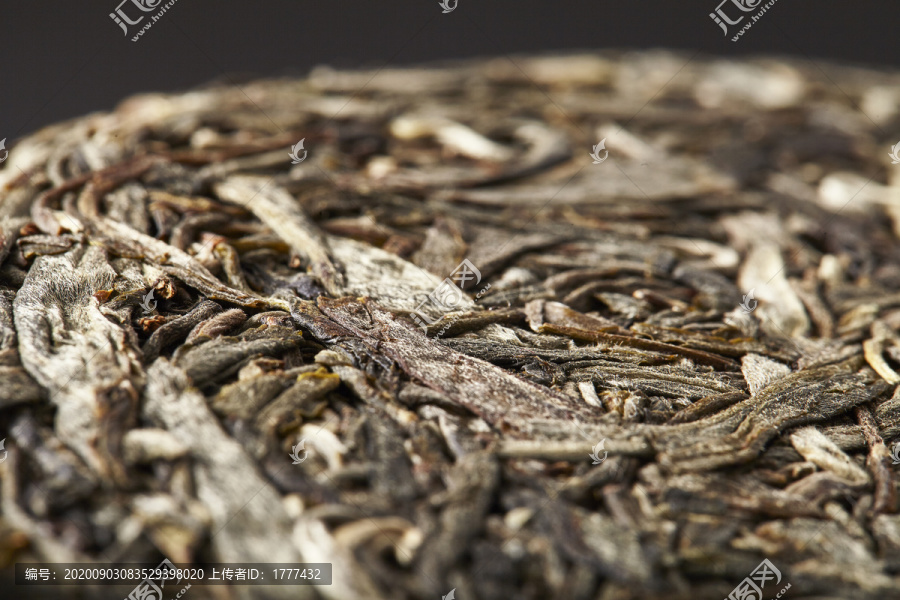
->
xmin=0 ymin=0 xmax=896 ymax=142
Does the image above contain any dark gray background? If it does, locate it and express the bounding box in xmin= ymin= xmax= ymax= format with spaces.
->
xmin=1 ymin=1 xmax=896 ymax=142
